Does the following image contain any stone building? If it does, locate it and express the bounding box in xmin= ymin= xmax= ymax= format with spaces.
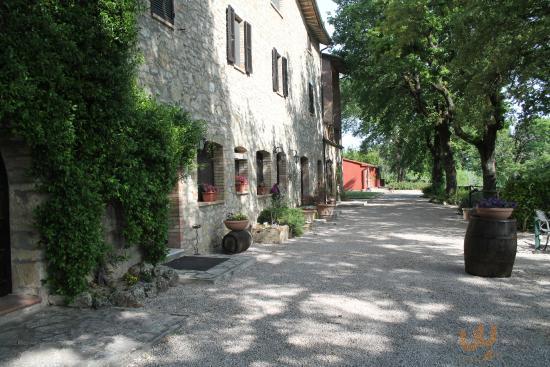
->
xmin=0 ymin=0 xmax=343 ymax=305
xmin=138 ymin=0 xmax=343 ymax=253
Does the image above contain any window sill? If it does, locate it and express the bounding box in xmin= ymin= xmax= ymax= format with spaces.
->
xmin=271 ymin=3 xmax=283 ymax=18
xmin=234 ymin=65 xmax=247 ymax=75
xmin=236 ymin=192 xmax=249 ymax=196
xmin=198 ymin=200 xmax=225 ymax=207
xmin=151 ymin=13 xmax=174 ymax=29
xmin=258 ymin=194 xmax=273 ymax=198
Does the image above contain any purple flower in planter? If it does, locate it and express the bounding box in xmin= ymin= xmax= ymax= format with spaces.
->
xmin=477 ymin=197 xmax=517 ymax=209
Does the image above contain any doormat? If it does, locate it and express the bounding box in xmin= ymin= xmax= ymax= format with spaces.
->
xmin=164 ymin=256 xmax=229 ymax=271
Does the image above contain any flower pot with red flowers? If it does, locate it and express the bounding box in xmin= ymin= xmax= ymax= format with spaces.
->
xmin=200 ymin=183 xmax=218 ymax=202
xmin=235 ymin=175 xmax=249 ymax=193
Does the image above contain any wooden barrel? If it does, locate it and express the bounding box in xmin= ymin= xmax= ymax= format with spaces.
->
xmin=222 ymin=230 xmax=252 ymax=254
xmin=464 ymin=216 xmax=517 ymax=277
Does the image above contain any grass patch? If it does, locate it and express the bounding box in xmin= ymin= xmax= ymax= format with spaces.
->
xmin=342 ymin=191 xmax=383 ymax=200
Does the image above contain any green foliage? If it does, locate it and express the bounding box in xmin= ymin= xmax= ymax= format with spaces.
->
xmin=0 ymin=1 xmax=204 ymax=297
xmin=257 ymin=198 xmax=306 ymax=237
xmin=342 ymin=191 xmax=381 ymax=200
xmin=502 ymin=159 xmax=550 ymax=231
xmin=227 ymin=212 xmax=248 ymax=221
xmin=386 ymin=181 xmax=430 ymax=191
xmin=123 ymin=273 xmax=139 ymax=287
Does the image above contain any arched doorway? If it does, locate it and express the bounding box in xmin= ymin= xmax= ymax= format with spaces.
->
xmin=300 ymin=157 xmax=309 ymax=204
xmin=0 ymin=154 xmax=11 ymax=296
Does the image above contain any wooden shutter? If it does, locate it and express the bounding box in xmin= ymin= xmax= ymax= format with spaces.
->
xmin=244 ymin=22 xmax=252 ymax=74
xmin=151 ymin=0 xmax=174 ymax=24
xmin=272 ymin=48 xmax=279 ymax=92
xmin=282 ymin=57 xmax=288 ymax=97
xmin=226 ymin=6 xmax=236 ymax=64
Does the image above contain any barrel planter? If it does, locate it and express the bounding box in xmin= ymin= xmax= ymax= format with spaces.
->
xmin=464 ymin=216 xmax=517 ymax=277
xmin=222 ymin=230 xmax=252 ymax=254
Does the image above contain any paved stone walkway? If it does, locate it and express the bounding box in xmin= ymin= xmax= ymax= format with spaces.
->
xmin=1 ymin=192 xmax=549 ymax=366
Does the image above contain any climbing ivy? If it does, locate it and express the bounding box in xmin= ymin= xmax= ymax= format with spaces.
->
xmin=0 ymin=1 xmax=204 ymax=297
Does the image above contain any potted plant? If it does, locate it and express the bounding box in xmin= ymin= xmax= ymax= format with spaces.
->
xmin=315 ymin=190 xmax=336 ymax=219
xmin=475 ymin=197 xmax=516 ymax=220
xmin=224 ymin=212 xmax=250 ymax=231
xmin=200 ymin=183 xmax=218 ymax=202
xmin=257 ymin=182 xmax=269 ymax=195
xmin=235 ymin=175 xmax=249 ymax=193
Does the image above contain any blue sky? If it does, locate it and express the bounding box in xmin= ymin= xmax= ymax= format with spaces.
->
xmin=317 ymin=0 xmax=362 ymax=149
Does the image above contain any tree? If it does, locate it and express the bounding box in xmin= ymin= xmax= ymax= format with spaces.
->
xmin=332 ymin=0 xmax=457 ymax=195
xmin=446 ymin=0 xmax=549 ymax=193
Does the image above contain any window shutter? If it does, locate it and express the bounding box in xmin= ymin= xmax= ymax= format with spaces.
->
xmin=272 ymin=48 xmax=279 ymax=92
xmin=282 ymin=57 xmax=288 ymax=97
xmin=151 ymin=0 xmax=175 ymax=24
xmin=226 ymin=6 xmax=236 ymax=64
xmin=244 ymin=22 xmax=252 ymax=74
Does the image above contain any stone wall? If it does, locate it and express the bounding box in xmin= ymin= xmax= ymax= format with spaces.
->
xmin=137 ymin=0 xmax=327 ymax=253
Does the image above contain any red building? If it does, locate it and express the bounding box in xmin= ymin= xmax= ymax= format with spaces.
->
xmin=343 ymin=158 xmax=380 ymax=191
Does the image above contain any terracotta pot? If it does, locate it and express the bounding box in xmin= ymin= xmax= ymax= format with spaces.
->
xmin=257 ymin=186 xmax=269 ymax=195
xmin=462 ymin=208 xmax=472 ymax=220
xmin=316 ymin=203 xmax=336 ymax=219
xmin=202 ymin=192 xmax=217 ymax=202
xmin=475 ymin=208 xmax=514 ymax=220
xmin=236 ymin=182 xmax=248 ymax=193
xmin=224 ymin=220 xmax=250 ymax=231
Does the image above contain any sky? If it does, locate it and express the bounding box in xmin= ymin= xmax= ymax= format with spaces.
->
xmin=316 ymin=0 xmax=362 ymax=150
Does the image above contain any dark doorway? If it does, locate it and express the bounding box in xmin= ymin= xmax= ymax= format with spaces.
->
xmin=0 ymin=155 xmax=11 ymax=297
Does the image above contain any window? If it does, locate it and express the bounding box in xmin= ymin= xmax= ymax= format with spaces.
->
xmin=256 ymin=151 xmax=272 ymax=194
xmin=151 ymin=0 xmax=174 ymax=25
xmin=272 ymin=48 xmax=288 ymax=97
xmin=234 ymin=147 xmax=249 ymax=194
xmin=271 ymin=0 xmax=282 ymax=12
xmin=227 ymin=6 xmax=252 ymax=74
xmin=307 ymin=34 xmax=312 ymax=52
xmin=197 ymin=142 xmax=224 ymax=202
xmin=308 ymin=82 xmax=315 ymax=114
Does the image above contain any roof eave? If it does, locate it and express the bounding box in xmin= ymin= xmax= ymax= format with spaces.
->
xmin=297 ymin=0 xmax=332 ymax=45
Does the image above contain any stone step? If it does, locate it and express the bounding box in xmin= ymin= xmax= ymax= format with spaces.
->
xmin=165 ymin=248 xmax=186 ymax=263
xmin=0 ymin=294 xmax=42 ymax=325
xmin=174 ymin=254 xmax=256 ymax=284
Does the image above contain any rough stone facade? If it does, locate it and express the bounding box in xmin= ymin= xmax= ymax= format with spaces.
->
xmin=137 ymin=0 xmax=339 ymax=253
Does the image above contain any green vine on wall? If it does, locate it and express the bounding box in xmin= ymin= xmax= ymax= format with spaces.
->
xmin=0 ymin=1 xmax=204 ymax=298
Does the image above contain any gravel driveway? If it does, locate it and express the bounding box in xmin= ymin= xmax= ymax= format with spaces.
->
xmin=127 ymin=191 xmax=550 ymax=366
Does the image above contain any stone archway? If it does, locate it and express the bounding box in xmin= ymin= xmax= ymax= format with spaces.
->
xmin=0 ymin=138 xmax=44 ymax=297
xmin=0 ymin=154 xmax=11 ymax=296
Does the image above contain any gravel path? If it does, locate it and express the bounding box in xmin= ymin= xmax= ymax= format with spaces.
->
xmin=126 ymin=192 xmax=550 ymax=366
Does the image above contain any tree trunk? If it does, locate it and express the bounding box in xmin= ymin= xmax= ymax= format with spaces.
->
xmin=427 ymin=131 xmax=443 ymax=191
xmin=477 ymin=124 xmax=499 ymax=196
xmin=437 ymin=121 xmax=457 ymax=196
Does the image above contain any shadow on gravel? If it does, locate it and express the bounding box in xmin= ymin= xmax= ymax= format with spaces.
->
xmin=123 ymin=194 xmax=550 ymax=366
